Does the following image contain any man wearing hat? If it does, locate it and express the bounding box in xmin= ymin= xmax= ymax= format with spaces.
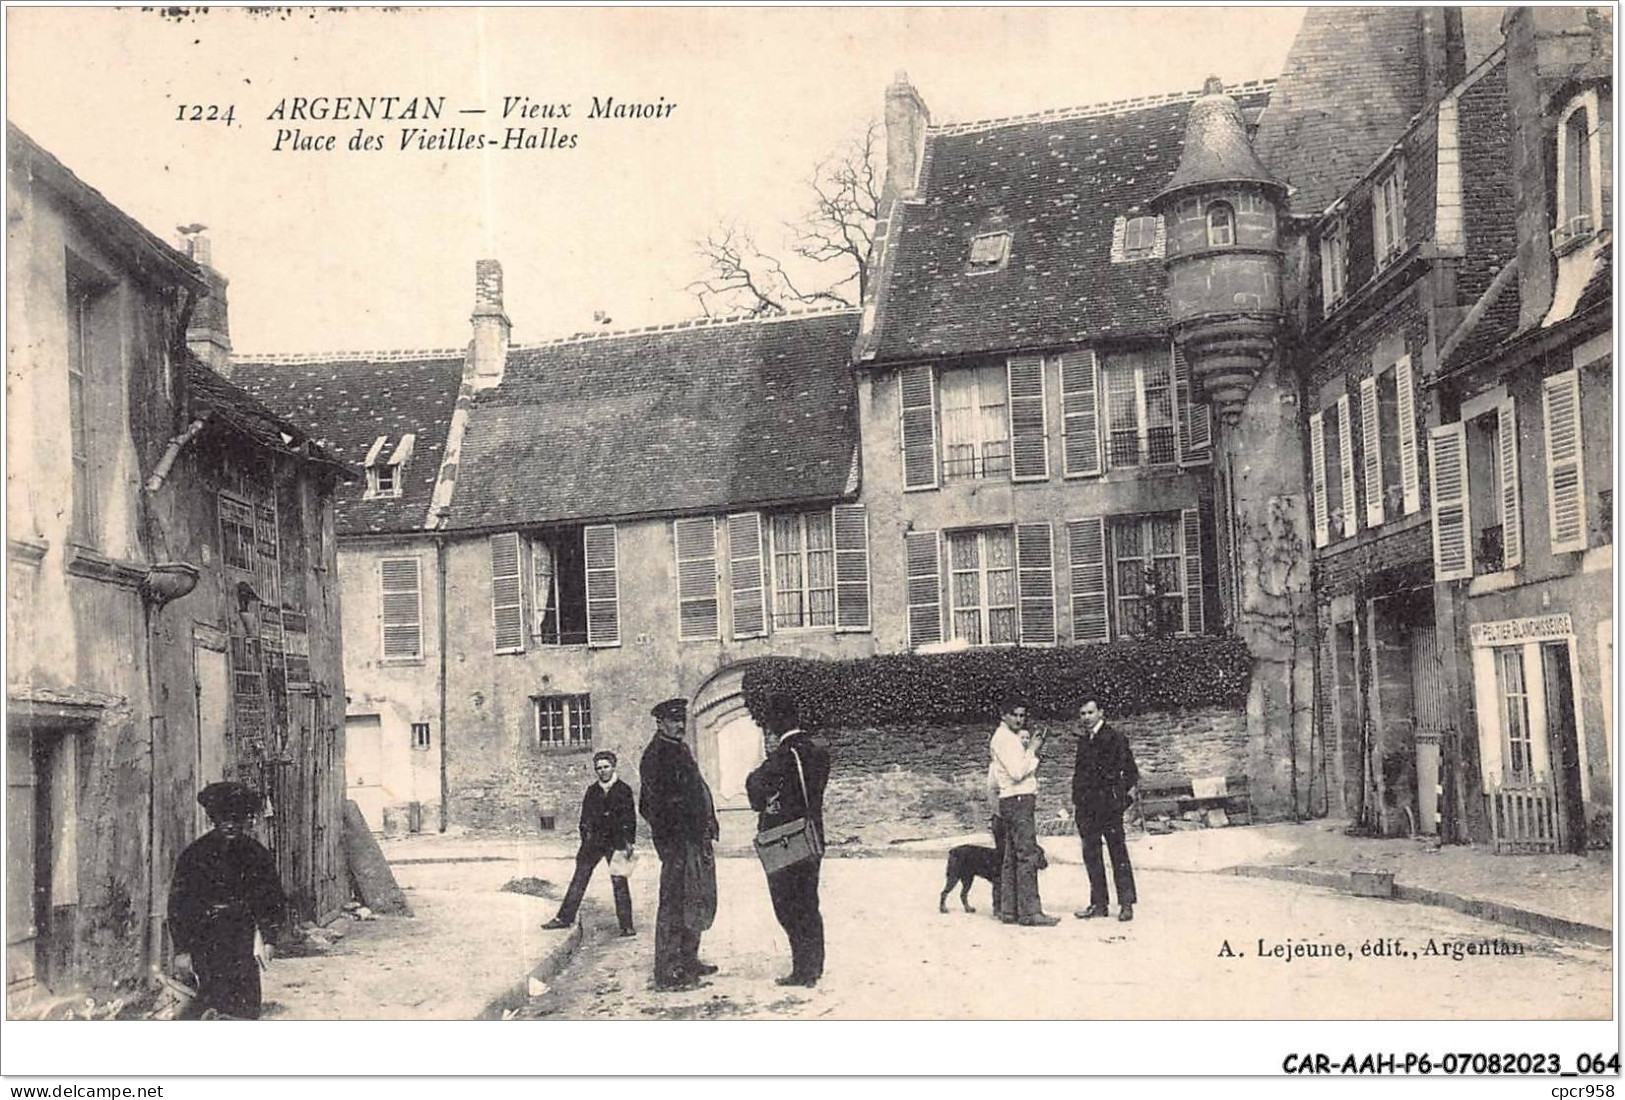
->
xmin=542 ymin=750 xmax=637 ymax=936
xmin=167 ymin=781 xmax=286 ymax=1019
xmin=638 ymin=697 xmax=719 ymax=991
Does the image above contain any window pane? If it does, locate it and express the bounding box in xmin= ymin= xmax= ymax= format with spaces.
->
xmin=949 ymin=532 xmax=980 ymax=569
xmin=985 ymin=529 xmax=1014 ymax=568
xmin=986 ymin=567 xmax=1014 ymax=607
xmin=1112 ymin=520 xmax=1143 ymax=559
xmin=1150 ymin=515 xmax=1178 ymax=555
xmin=989 ymin=608 xmax=1018 ymax=644
xmin=952 ymin=570 xmax=982 ymax=608
xmin=953 ymin=610 xmax=982 ymax=645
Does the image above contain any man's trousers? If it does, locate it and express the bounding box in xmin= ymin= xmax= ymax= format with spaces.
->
xmin=766 ymin=857 xmax=824 ymax=981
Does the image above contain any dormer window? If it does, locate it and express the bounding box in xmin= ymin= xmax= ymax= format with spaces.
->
xmin=1373 ymin=159 xmax=1406 ymax=267
xmin=968 ymin=231 xmax=1012 ymax=271
xmin=1320 ymin=217 xmax=1348 ymax=314
xmin=1554 ymin=91 xmax=1601 ymax=253
xmin=1111 ymin=215 xmax=1165 ymax=263
xmin=1206 ymin=203 xmax=1235 ymax=247
xmin=363 ymin=432 xmax=415 ymax=500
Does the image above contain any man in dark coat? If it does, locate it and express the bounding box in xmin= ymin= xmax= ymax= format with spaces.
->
xmin=745 ymin=694 xmax=831 ymax=987
xmin=167 ymin=782 xmax=286 ymax=1019
xmin=1071 ymin=699 xmax=1140 ymax=922
xmin=543 ymin=750 xmax=637 ymax=935
xmin=638 ymin=697 xmax=719 ymax=991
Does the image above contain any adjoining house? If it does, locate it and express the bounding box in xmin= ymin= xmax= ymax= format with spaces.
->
xmin=6 ymin=125 xmax=351 ymax=1010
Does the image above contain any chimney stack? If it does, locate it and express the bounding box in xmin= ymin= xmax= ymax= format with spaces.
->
xmin=179 ymin=227 xmax=233 ymax=377
xmin=467 ymin=259 xmax=511 ymax=388
xmin=883 ymin=71 xmax=930 ymax=202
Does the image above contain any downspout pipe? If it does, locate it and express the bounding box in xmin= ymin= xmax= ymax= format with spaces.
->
xmin=145 ymin=418 xmax=208 ymax=492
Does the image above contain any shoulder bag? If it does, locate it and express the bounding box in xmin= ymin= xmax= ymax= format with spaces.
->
xmin=752 ymin=748 xmax=823 ymax=874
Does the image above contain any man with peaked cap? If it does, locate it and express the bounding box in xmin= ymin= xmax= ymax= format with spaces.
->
xmin=638 ymin=697 xmax=719 ymax=991
xmin=167 ymin=781 xmax=286 ymax=1019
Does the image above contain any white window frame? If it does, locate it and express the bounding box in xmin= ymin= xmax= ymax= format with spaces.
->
xmin=1554 ymin=90 xmax=1602 ymax=250
xmin=66 ymin=275 xmax=97 ymax=542
xmin=410 ymin=722 xmax=431 ymax=751
xmin=1320 ymin=217 xmax=1348 ymax=312
xmin=1373 ymin=159 xmax=1407 ymax=266
xmin=1122 ymin=215 xmax=1159 ymax=256
xmin=533 ymin=694 xmax=593 ymax=749
xmin=946 ymin=527 xmax=1019 ymax=647
xmin=1107 ymin=512 xmax=1189 ymax=640
xmin=1102 ymin=352 xmax=1177 ymax=470
xmin=768 ymin=511 xmax=836 ymax=631
xmin=1206 ymin=202 xmax=1236 ymax=247
xmin=938 ymin=362 xmax=1010 ymax=482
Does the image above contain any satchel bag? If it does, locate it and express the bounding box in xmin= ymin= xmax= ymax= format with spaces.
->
xmin=752 ymin=748 xmax=823 ymax=875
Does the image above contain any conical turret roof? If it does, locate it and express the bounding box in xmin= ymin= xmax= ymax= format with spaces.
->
xmin=1154 ymin=77 xmax=1284 ymax=206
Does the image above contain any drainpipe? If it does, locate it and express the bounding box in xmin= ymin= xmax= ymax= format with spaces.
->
xmin=145 ymin=419 xmax=208 ymax=492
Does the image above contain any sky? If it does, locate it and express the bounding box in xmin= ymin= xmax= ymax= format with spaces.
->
xmin=7 ymin=6 xmax=1306 ymax=355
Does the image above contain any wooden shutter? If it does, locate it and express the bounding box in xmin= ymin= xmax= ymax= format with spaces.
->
xmin=380 ymin=557 xmax=422 ymax=659
xmin=1360 ymin=375 xmax=1385 ymax=527
xmin=1309 ymin=411 xmax=1330 ymax=548
xmin=905 ymin=530 xmax=943 ymax=648
xmin=1181 ymin=508 xmax=1205 ymax=635
xmin=584 ymin=524 xmax=620 ymax=648
xmin=1429 ymin=423 xmax=1472 ymax=580
xmin=1395 ymin=355 xmax=1420 ymax=514
xmin=1060 ymin=351 xmax=1103 ymax=477
xmin=726 ymin=512 xmax=766 ymax=640
xmin=1542 ymin=368 xmax=1587 ymax=552
xmin=1174 ymin=346 xmax=1212 ymax=466
xmin=1014 ymin=522 xmax=1055 ymax=644
xmin=1067 ymin=517 xmax=1110 ymax=643
xmin=832 ymin=503 xmax=871 ymax=632
xmin=1007 ymin=355 xmax=1049 ymax=481
xmin=1337 ymin=393 xmax=1359 ymax=538
xmin=899 ymin=364 xmax=938 ymax=491
xmin=490 ymin=533 xmax=524 ymax=653
xmin=1498 ymin=400 xmax=1523 ymax=569
xmin=674 ymin=517 xmax=719 ymax=640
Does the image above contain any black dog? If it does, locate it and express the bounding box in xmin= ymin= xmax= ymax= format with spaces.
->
xmin=939 ymin=841 xmax=1049 ymax=913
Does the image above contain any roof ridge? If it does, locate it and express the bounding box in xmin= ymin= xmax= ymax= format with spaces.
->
xmin=932 ymin=77 xmax=1277 ymax=136
xmin=509 ymin=304 xmax=862 ymax=349
xmin=232 ymin=348 xmax=466 ymax=366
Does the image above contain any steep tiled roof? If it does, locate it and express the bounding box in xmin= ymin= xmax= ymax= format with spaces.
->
xmin=1155 ymin=80 xmax=1284 ymax=204
xmin=446 ymin=310 xmax=860 ymax=531
xmin=182 ymin=354 xmax=351 ymax=478
xmin=1254 ymin=7 xmax=1426 ymax=215
xmin=233 ymin=354 xmax=464 ymax=534
xmin=861 ymin=85 xmax=1273 ymax=364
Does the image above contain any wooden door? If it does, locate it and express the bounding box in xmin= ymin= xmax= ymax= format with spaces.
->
xmin=6 ymin=730 xmax=37 ymax=1006
xmin=1542 ymin=641 xmax=1586 ymax=853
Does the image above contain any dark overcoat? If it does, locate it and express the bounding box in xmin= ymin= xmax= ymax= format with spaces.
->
xmin=1071 ymin=721 xmax=1141 ymax=825
xmin=167 ymin=829 xmax=285 ymax=1019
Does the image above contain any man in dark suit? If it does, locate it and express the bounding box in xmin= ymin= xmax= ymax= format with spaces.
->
xmin=745 ymin=694 xmax=831 ymax=987
xmin=542 ymin=751 xmax=637 ymax=936
xmin=639 ymin=697 xmax=720 ymax=991
xmin=1071 ymin=698 xmax=1140 ymax=922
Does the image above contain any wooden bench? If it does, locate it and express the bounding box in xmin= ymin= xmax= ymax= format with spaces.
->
xmin=1135 ymin=774 xmax=1251 ymax=828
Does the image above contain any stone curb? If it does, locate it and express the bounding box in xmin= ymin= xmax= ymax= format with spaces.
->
xmin=1227 ymin=865 xmax=1613 ymax=948
xmin=479 ymin=920 xmax=585 ymax=1019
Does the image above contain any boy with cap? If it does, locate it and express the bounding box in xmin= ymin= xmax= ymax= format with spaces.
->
xmin=638 ymin=697 xmax=719 ymax=991
xmin=167 ymin=781 xmax=286 ymax=1019
xmin=542 ymin=750 xmax=637 ymax=936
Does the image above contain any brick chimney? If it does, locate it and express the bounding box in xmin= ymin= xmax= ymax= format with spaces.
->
xmin=180 ymin=229 xmax=232 ymax=377
xmin=882 ymin=71 xmax=930 ymax=202
xmin=467 ymin=258 xmax=511 ymax=388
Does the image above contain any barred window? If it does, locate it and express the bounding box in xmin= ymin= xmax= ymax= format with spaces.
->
xmin=938 ymin=363 xmax=1010 ymax=481
xmin=533 ymin=694 xmax=592 ymax=749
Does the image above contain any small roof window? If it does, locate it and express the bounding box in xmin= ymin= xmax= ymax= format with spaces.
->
xmin=968 ymin=231 xmax=1012 ymax=271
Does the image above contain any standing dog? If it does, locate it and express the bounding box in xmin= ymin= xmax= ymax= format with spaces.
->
xmin=939 ymin=840 xmax=1048 ymax=913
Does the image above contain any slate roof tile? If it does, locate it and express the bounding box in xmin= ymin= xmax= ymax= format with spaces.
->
xmin=182 ymin=354 xmax=350 ymax=479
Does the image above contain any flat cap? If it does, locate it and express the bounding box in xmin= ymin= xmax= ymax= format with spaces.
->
xmin=651 ymin=697 xmax=688 ymax=721
xmin=197 ymin=781 xmax=261 ymax=821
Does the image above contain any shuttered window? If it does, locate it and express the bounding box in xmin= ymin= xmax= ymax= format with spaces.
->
xmin=939 ymin=364 xmax=1009 ymax=481
xmin=1015 ymin=522 xmax=1056 ymax=644
xmin=899 ymin=364 xmax=939 ymax=491
xmin=905 ymin=530 xmax=943 ymax=648
xmin=1429 ymin=423 xmax=1472 ymax=580
xmin=1103 ymin=349 xmax=1177 ymax=469
xmin=727 ymin=513 xmax=767 ymax=640
xmin=1309 ymin=412 xmax=1330 ymax=548
xmin=1337 ymin=393 xmax=1359 ymax=538
xmin=380 ymin=557 xmax=422 ymax=659
xmin=1181 ymin=508 xmax=1205 ymax=635
xmin=583 ymin=524 xmax=620 ymax=648
xmin=948 ymin=529 xmax=1017 ymax=645
xmin=1006 ymin=355 xmax=1050 ymax=481
xmin=1067 ymin=517 xmax=1110 ymax=643
xmin=674 ymin=517 xmax=720 ymax=640
xmin=1060 ymin=351 xmax=1103 ymax=477
xmin=1543 ymin=368 xmax=1587 ymax=553
xmin=1360 ymin=375 xmax=1385 ymax=527
xmin=832 ymin=503 xmax=871 ymax=632
xmin=1498 ymin=400 xmax=1524 ymax=569
xmin=490 ymin=533 xmax=525 ymax=653
xmin=1174 ymin=346 xmax=1212 ymax=466
xmin=1395 ymin=355 xmax=1420 ymax=515
xmin=769 ymin=512 xmax=835 ymax=629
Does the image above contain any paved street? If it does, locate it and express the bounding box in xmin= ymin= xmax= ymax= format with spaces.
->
xmin=518 ymin=855 xmax=1612 ymax=1021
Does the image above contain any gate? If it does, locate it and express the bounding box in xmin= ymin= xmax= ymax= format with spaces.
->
xmin=1489 ymin=779 xmax=1560 ymax=853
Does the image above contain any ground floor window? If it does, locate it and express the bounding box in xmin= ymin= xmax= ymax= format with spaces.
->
xmin=947 ymin=527 xmax=1017 ymax=645
xmin=1494 ymin=646 xmax=1532 ymax=779
xmin=1110 ymin=513 xmax=1184 ymax=638
xmin=534 ymin=694 xmax=592 ymax=748
xmin=411 ymin=722 xmax=431 ymax=751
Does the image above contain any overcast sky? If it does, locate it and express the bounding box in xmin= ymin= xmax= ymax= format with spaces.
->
xmin=7 ymin=6 xmax=1306 ymax=355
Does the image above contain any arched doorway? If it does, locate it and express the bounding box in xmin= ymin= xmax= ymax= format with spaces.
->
xmin=691 ymin=664 xmax=765 ymax=846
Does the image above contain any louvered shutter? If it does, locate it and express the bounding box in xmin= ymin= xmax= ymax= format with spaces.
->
xmin=1395 ymin=355 xmax=1420 ymax=514
xmin=1067 ymin=517 xmax=1110 ymax=643
xmin=1360 ymin=375 xmax=1385 ymax=527
xmin=1337 ymin=393 xmax=1359 ymax=537
xmin=1543 ymin=368 xmax=1587 ymax=552
xmin=674 ymin=517 xmax=720 ymax=640
xmin=380 ymin=557 xmax=422 ymax=659
xmin=726 ymin=513 xmax=766 ymax=640
xmin=1007 ymin=355 xmax=1049 ymax=481
xmin=490 ymin=533 xmax=524 ymax=653
xmin=832 ymin=504 xmax=871 ymax=632
xmin=584 ymin=524 xmax=620 ymax=648
xmin=899 ymin=365 xmax=938 ymax=491
xmin=1014 ymin=522 xmax=1056 ymax=644
xmin=1429 ymin=423 xmax=1472 ymax=580
xmin=1060 ymin=351 xmax=1103 ymax=477
xmin=1181 ymin=508 xmax=1205 ymax=635
xmin=1174 ymin=345 xmax=1212 ymax=466
xmin=1309 ymin=412 xmax=1330 ymax=548
xmin=1498 ymin=400 xmax=1523 ymax=569
xmin=905 ymin=530 xmax=943 ymax=648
